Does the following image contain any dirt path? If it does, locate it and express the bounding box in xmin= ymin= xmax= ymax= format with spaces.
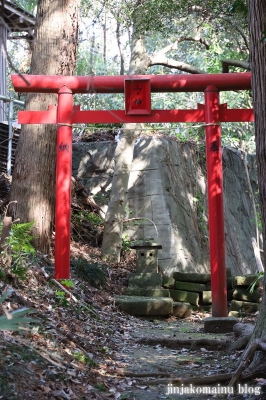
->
xmin=102 ymin=315 xmax=266 ymax=400
xmin=102 ymin=315 xmax=248 ymax=400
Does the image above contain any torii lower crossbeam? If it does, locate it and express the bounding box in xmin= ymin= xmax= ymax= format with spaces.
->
xmin=12 ymin=73 xmax=253 ymax=318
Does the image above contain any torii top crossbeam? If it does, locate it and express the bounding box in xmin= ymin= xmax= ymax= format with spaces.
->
xmin=12 ymin=72 xmax=251 ymax=93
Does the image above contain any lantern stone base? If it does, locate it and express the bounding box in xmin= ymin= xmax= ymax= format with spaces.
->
xmin=128 ymin=273 xmax=162 ymax=289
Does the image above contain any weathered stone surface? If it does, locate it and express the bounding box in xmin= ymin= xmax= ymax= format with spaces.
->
xmin=234 ymin=275 xmax=261 ymax=287
xmin=115 ymin=296 xmax=173 ymax=316
xmin=202 ymin=291 xmax=212 ymax=305
xmin=173 ymin=272 xmax=210 ymax=283
xmin=73 ymin=140 xmax=259 ymax=276
xmin=174 ymin=281 xmax=206 ymax=292
xmin=170 ymin=289 xmax=199 ymax=306
xmin=162 ymin=276 xmax=175 ymax=288
xmin=204 ymin=316 xmax=238 ymax=333
xmin=128 ymin=273 xmax=162 ymax=289
xmin=232 ymin=288 xmax=260 ymax=303
xmin=172 ymin=302 xmax=192 ymax=318
xmin=135 ymin=248 xmax=159 ymax=274
xmin=228 ymin=311 xmax=240 ymax=318
xmin=123 ymin=288 xmax=170 ymax=297
xmin=230 ymin=300 xmax=260 ymax=313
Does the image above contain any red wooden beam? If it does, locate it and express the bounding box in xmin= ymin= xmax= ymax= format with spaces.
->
xmin=219 ymin=104 xmax=254 ymax=122
xmin=205 ymin=86 xmax=227 ymax=317
xmin=54 ymin=86 xmax=73 ymax=280
xmin=18 ymin=107 xmax=254 ymax=124
xmin=11 ymin=72 xmax=251 ymax=94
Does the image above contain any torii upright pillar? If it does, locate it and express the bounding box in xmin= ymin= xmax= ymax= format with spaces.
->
xmin=205 ymin=86 xmax=227 ymax=317
xmin=54 ymin=86 xmax=73 ymax=280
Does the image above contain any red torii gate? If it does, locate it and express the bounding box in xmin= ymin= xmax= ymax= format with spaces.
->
xmin=12 ymin=72 xmax=253 ymax=318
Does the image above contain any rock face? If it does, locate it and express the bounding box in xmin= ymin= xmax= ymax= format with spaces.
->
xmin=73 ymin=138 xmax=259 ymax=276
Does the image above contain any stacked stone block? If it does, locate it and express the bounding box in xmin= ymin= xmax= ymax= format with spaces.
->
xmin=162 ymin=271 xmax=262 ymax=316
xmin=163 ymin=272 xmax=213 ymax=311
xmin=229 ymin=274 xmax=262 ymax=317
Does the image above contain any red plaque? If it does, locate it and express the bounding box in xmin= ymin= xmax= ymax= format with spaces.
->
xmin=125 ymin=79 xmax=151 ymax=115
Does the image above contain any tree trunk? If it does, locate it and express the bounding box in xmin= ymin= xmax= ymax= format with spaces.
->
xmin=101 ymin=30 xmax=148 ymax=262
xmin=243 ymin=0 xmax=266 ymax=371
xmin=8 ymin=0 xmax=80 ymax=253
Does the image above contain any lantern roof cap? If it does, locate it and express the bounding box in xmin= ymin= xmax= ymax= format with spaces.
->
xmin=130 ymin=240 xmax=162 ymax=249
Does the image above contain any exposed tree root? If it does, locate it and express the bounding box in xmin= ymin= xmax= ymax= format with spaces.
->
xmin=229 ymin=338 xmax=266 ymax=387
xmin=138 ymin=337 xmax=228 ymax=350
xmin=115 ymin=369 xmax=172 ymax=378
xmin=228 ymin=323 xmax=254 ymax=351
xmin=139 ymin=372 xmax=233 ymax=386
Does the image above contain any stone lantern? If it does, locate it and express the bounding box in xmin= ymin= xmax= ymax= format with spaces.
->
xmin=130 ymin=240 xmax=162 ymax=273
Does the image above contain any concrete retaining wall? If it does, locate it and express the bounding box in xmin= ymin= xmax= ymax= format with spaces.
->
xmin=73 ymin=138 xmax=259 ymax=276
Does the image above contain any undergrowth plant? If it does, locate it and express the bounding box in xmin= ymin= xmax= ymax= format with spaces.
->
xmin=73 ymin=211 xmax=103 ymax=226
xmin=0 ymin=289 xmax=37 ymax=331
xmin=249 ymin=271 xmax=264 ymax=293
xmin=73 ymin=257 xmax=108 ymax=288
xmin=1 ymin=221 xmax=36 ymax=280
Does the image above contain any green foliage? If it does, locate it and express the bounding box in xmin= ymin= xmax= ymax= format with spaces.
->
xmin=228 ymin=0 xmax=248 ymax=16
xmin=1 ymin=222 xmax=36 ymax=280
xmin=54 ymin=280 xmax=74 ymax=306
xmin=54 ymin=290 xmax=70 ymax=307
xmin=60 ymin=279 xmax=74 ymax=288
xmin=249 ymin=272 xmax=264 ymax=294
xmin=14 ymin=0 xmax=37 ymax=14
xmin=0 ymin=289 xmax=37 ymax=331
xmin=95 ymin=383 xmax=108 ymax=392
xmin=261 ymin=31 xmax=266 ymax=43
xmin=121 ymin=235 xmax=132 ymax=253
xmin=73 ymin=257 xmax=108 ymax=288
xmin=73 ymin=211 xmax=104 ymax=227
xmin=73 ymin=351 xmax=96 ymax=367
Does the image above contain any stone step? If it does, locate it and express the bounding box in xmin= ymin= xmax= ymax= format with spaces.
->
xmin=128 ymin=272 xmax=162 ymax=289
xmin=123 ymin=288 xmax=170 ymax=297
xmin=172 ymin=302 xmax=192 ymax=318
xmin=174 ymin=281 xmax=206 ymax=292
xmin=173 ymin=272 xmax=211 ymax=283
xmin=204 ymin=316 xmax=238 ymax=333
xmin=115 ymin=296 xmax=173 ymax=316
xmin=170 ymin=289 xmax=199 ymax=306
xmin=230 ymin=299 xmax=260 ymax=314
xmin=232 ymin=288 xmax=260 ymax=303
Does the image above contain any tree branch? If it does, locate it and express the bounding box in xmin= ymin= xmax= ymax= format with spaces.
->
xmin=220 ymin=16 xmax=249 ymax=52
xmin=149 ymin=54 xmax=206 ymax=74
xmin=154 ymin=36 xmax=209 ymax=57
xmin=222 ymin=59 xmax=250 ymax=73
